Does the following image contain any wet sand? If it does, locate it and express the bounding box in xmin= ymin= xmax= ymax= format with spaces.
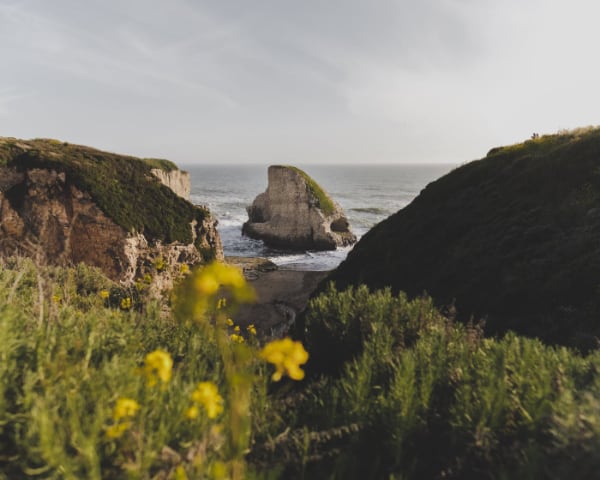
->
xmin=226 ymin=257 xmax=329 ymax=337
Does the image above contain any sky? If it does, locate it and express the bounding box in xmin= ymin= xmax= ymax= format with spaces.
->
xmin=1 ymin=0 xmax=600 ymax=165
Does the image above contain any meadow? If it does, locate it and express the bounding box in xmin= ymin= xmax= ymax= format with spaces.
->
xmin=1 ymin=257 xmax=600 ymax=479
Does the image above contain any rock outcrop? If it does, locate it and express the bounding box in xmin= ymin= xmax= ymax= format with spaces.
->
xmin=0 ymin=137 xmax=223 ymax=289
xmin=151 ymin=168 xmax=191 ymax=199
xmin=326 ymin=127 xmax=600 ymax=350
xmin=242 ymin=165 xmax=356 ymax=250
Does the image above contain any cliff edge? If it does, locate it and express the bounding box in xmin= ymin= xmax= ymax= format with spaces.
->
xmin=0 ymin=137 xmax=222 ymax=288
xmin=242 ymin=165 xmax=356 ymax=250
xmin=326 ymin=127 xmax=600 ymax=350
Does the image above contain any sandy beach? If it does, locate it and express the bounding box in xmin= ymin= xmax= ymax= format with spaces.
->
xmin=226 ymin=257 xmax=329 ymax=337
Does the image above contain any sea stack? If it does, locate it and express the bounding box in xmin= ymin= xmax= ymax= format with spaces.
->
xmin=242 ymin=165 xmax=356 ymax=250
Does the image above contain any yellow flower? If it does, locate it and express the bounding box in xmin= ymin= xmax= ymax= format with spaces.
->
xmin=226 ymin=318 xmax=234 ymax=327
xmin=143 ymin=349 xmax=173 ymax=387
xmin=105 ymin=422 xmax=131 ymax=439
xmin=217 ymin=298 xmax=227 ymax=310
xmin=247 ymin=324 xmax=257 ymax=336
xmin=190 ymin=381 xmax=224 ymax=419
xmin=99 ymin=290 xmax=110 ymax=299
xmin=112 ymin=397 xmax=140 ymax=421
xmin=184 ymin=405 xmax=200 ymax=420
xmin=233 ymin=325 xmax=240 ymax=333
xmin=260 ymin=338 xmax=309 ymax=382
xmin=120 ymin=297 xmax=132 ymax=310
xmin=193 ymin=263 xmax=256 ymax=303
xmin=179 ymin=263 xmax=190 ymax=275
xmin=229 ymin=333 xmax=245 ymax=344
xmin=106 ymin=397 xmax=139 ymax=440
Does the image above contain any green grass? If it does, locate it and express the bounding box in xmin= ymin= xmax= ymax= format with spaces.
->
xmin=287 ymin=166 xmax=336 ymax=216
xmin=142 ymin=158 xmax=179 ymax=172
xmin=0 ymin=138 xmax=208 ymax=247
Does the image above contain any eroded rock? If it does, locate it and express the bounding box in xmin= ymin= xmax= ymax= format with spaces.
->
xmin=243 ymin=165 xmax=356 ymax=250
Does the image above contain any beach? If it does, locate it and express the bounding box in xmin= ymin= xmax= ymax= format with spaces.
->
xmin=226 ymin=256 xmax=329 ymax=337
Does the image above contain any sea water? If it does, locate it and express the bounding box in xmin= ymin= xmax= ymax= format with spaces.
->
xmin=186 ymin=164 xmax=454 ymax=271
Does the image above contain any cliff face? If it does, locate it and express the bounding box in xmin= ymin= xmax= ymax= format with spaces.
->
xmin=151 ymin=168 xmax=191 ymax=199
xmin=243 ymin=165 xmax=356 ymax=250
xmin=327 ymin=127 xmax=600 ymax=350
xmin=0 ymin=138 xmax=223 ymax=288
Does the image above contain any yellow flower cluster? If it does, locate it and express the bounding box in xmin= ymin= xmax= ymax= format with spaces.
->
xmin=143 ymin=349 xmax=173 ymax=387
xmin=229 ymin=334 xmax=245 ymax=344
xmin=105 ymin=397 xmax=140 ymax=439
xmin=247 ymin=324 xmax=257 ymax=336
xmin=260 ymin=338 xmax=309 ymax=381
xmin=185 ymin=381 xmax=224 ymax=420
xmin=99 ymin=289 xmax=110 ymax=300
xmin=120 ymin=297 xmax=132 ymax=310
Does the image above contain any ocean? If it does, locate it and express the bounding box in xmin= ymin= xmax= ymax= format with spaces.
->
xmin=186 ymin=164 xmax=454 ymax=271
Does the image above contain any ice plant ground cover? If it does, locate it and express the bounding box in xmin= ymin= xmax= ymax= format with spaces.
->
xmin=2 ymin=258 xmax=600 ymax=478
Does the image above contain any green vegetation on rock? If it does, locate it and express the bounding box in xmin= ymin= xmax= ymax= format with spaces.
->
xmin=142 ymin=157 xmax=179 ymax=172
xmin=0 ymin=137 xmax=207 ymax=246
xmin=288 ymin=166 xmax=336 ymax=216
xmin=327 ymin=126 xmax=600 ymax=349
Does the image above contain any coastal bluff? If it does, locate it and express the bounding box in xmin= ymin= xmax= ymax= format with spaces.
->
xmin=0 ymin=137 xmax=222 ymax=288
xmin=243 ymin=165 xmax=356 ymax=250
xmin=326 ymin=127 xmax=600 ymax=350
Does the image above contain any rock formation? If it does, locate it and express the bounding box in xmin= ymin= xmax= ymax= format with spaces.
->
xmin=326 ymin=127 xmax=600 ymax=350
xmin=0 ymin=137 xmax=222 ymax=290
xmin=243 ymin=165 xmax=356 ymax=250
xmin=150 ymin=167 xmax=191 ymax=199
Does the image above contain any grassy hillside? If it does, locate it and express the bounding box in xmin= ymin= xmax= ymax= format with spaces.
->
xmin=327 ymin=127 xmax=600 ymax=349
xmin=0 ymin=137 xmax=206 ymax=246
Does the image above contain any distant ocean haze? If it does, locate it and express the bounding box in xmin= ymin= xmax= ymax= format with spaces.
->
xmin=186 ymin=164 xmax=454 ymax=270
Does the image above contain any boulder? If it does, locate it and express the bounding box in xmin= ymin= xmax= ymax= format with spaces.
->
xmin=0 ymin=137 xmax=223 ymax=290
xmin=242 ymin=165 xmax=356 ymax=250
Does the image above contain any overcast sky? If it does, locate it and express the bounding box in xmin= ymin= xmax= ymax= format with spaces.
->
xmin=1 ymin=0 xmax=599 ymax=164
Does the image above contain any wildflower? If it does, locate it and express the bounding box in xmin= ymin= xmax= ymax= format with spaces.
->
xmin=105 ymin=422 xmax=131 ymax=439
xmin=217 ymin=298 xmax=227 ymax=310
xmin=193 ymin=263 xmax=255 ymax=303
xmin=106 ymin=397 xmax=139 ymax=439
xmin=99 ymin=290 xmax=110 ymax=299
xmin=184 ymin=405 xmax=200 ymax=420
xmin=190 ymin=381 xmax=224 ymax=419
xmin=179 ymin=263 xmax=190 ymax=275
xmin=229 ymin=333 xmax=245 ymax=344
xmin=143 ymin=349 xmax=173 ymax=387
xmin=120 ymin=297 xmax=132 ymax=310
xmin=247 ymin=324 xmax=257 ymax=336
xmin=260 ymin=338 xmax=309 ymax=382
xmin=113 ymin=397 xmax=140 ymax=421
xmin=226 ymin=318 xmax=234 ymax=327
xmin=233 ymin=325 xmax=240 ymax=333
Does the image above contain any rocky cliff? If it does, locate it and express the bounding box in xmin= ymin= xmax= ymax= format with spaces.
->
xmin=150 ymin=167 xmax=191 ymax=199
xmin=243 ymin=165 xmax=356 ymax=250
xmin=326 ymin=127 xmax=600 ymax=350
xmin=0 ymin=137 xmax=222 ymax=288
